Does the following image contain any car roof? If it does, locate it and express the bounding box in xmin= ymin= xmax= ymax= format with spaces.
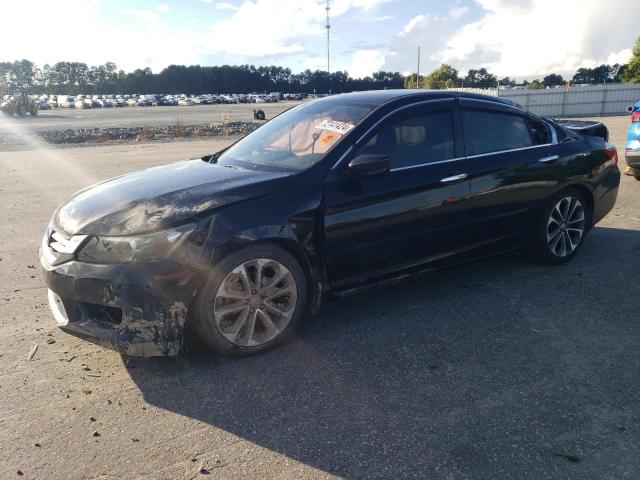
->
xmin=314 ymin=89 xmax=522 ymax=110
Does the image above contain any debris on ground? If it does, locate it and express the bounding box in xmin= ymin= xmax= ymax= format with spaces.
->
xmin=0 ymin=122 xmax=260 ymax=148
xmin=27 ymin=342 xmax=38 ymax=361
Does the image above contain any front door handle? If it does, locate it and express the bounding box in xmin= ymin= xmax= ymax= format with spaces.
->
xmin=440 ymin=173 xmax=468 ymax=183
xmin=539 ymin=155 xmax=559 ymax=163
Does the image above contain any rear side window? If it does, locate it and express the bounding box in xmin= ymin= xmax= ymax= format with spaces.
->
xmin=359 ymin=110 xmax=455 ymax=168
xmin=526 ymin=115 xmax=552 ymax=145
xmin=463 ymin=110 xmax=532 ymax=155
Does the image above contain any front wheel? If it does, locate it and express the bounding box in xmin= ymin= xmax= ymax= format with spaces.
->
xmin=529 ymin=188 xmax=590 ymax=264
xmin=194 ymin=243 xmax=307 ymax=357
xmin=633 ymin=168 xmax=640 ymax=182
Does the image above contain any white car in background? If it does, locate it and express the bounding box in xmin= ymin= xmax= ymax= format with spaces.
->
xmin=57 ymin=95 xmax=76 ymax=108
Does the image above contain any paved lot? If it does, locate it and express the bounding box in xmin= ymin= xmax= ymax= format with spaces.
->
xmin=6 ymin=102 xmax=299 ymax=132
xmin=0 ymin=116 xmax=639 ymax=479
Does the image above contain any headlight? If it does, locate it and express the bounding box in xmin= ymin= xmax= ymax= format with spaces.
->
xmin=77 ymin=224 xmax=195 ymax=264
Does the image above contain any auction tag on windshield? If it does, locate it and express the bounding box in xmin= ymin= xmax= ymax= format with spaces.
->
xmin=315 ymin=119 xmax=354 ymax=135
xmin=320 ymin=132 xmax=339 ymax=145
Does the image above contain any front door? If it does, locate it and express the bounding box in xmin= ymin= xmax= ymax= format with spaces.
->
xmin=323 ymin=100 xmax=471 ymax=288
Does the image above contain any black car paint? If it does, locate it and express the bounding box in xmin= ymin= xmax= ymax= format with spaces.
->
xmin=40 ymin=90 xmax=621 ymax=356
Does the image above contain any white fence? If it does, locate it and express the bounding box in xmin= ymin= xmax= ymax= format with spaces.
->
xmin=447 ymin=83 xmax=640 ymax=118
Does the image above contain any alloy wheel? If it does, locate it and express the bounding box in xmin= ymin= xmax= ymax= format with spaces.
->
xmin=211 ymin=258 xmax=298 ymax=347
xmin=546 ymin=196 xmax=585 ymax=257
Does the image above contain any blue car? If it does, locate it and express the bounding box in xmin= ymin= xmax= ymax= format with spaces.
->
xmin=626 ymin=101 xmax=640 ymax=180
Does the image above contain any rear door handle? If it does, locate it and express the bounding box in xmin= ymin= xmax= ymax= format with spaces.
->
xmin=539 ymin=155 xmax=559 ymax=163
xmin=440 ymin=173 xmax=468 ymax=183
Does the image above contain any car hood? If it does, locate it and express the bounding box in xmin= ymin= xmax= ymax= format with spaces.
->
xmin=54 ymin=159 xmax=290 ymax=236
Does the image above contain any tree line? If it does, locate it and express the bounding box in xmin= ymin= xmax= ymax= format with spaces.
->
xmin=1 ymin=36 xmax=639 ymax=95
xmin=0 ymin=61 xmax=405 ymax=95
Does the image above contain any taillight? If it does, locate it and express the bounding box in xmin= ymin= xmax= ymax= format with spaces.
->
xmin=605 ymin=143 xmax=618 ymax=166
xmin=632 ymin=111 xmax=640 ymax=123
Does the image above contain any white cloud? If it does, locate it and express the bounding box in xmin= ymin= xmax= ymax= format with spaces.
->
xmin=449 ymin=6 xmax=468 ymax=19
xmin=364 ymin=15 xmax=394 ymax=22
xmin=382 ymin=13 xmax=462 ymax=74
xmin=215 ymin=2 xmax=239 ymax=10
xmin=437 ymin=0 xmax=640 ymax=78
xmin=157 ymin=4 xmax=170 ymax=12
xmin=399 ymin=15 xmax=425 ymax=37
xmin=349 ymin=0 xmax=394 ymax=9
xmin=122 ymin=9 xmax=160 ymax=23
xmin=349 ymin=49 xmax=385 ymax=77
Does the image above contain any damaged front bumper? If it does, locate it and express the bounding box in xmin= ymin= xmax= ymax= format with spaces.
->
xmin=41 ymin=248 xmax=204 ymax=356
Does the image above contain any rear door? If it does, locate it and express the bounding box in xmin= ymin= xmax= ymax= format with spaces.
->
xmin=323 ymin=99 xmax=470 ymax=287
xmin=461 ymin=99 xmax=564 ymax=247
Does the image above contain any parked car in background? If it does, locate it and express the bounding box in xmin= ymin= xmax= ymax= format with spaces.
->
xmin=74 ymin=99 xmax=92 ymax=109
xmin=625 ymin=102 xmax=640 ymax=181
xmin=57 ymin=95 xmax=76 ymax=108
xmin=178 ymin=98 xmax=194 ymax=106
xmin=40 ymin=90 xmax=620 ymax=358
xmin=126 ymin=98 xmax=138 ymax=107
xmin=96 ymin=99 xmax=113 ymax=108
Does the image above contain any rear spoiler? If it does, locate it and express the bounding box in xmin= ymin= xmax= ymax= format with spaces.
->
xmin=553 ymin=119 xmax=609 ymax=142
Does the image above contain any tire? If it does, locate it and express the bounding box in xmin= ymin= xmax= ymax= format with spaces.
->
xmin=194 ymin=242 xmax=307 ymax=357
xmin=17 ymin=106 xmax=27 ymax=117
xmin=634 ymin=168 xmax=640 ymax=182
xmin=529 ymin=187 xmax=590 ymax=265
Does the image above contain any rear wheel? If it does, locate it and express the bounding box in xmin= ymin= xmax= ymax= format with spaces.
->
xmin=529 ymin=188 xmax=589 ymax=264
xmin=634 ymin=168 xmax=640 ymax=182
xmin=194 ymin=243 xmax=307 ymax=356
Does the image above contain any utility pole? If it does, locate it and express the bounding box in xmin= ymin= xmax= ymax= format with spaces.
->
xmin=416 ymin=46 xmax=421 ymax=89
xmin=325 ymin=0 xmax=331 ymax=75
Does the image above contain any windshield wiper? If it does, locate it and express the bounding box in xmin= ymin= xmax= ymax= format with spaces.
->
xmin=201 ymin=152 xmax=221 ymax=163
xmin=202 ymin=147 xmax=230 ymax=163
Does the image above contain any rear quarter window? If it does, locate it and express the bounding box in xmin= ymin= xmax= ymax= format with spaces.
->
xmin=463 ymin=110 xmax=532 ymax=155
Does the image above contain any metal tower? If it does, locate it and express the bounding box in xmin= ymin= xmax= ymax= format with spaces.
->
xmin=325 ymin=0 xmax=331 ymax=74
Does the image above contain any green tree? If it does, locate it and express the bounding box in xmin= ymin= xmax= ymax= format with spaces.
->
xmin=622 ymin=36 xmax=640 ymax=83
xmin=463 ymin=68 xmax=497 ymax=88
xmin=542 ymin=73 xmax=564 ymax=87
xmin=526 ymin=81 xmax=545 ymax=90
xmin=422 ymin=64 xmax=459 ymax=89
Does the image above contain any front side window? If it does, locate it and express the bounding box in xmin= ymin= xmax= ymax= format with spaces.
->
xmin=217 ymin=100 xmax=374 ymax=172
xmin=463 ymin=110 xmax=532 ymax=155
xmin=358 ymin=110 xmax=455 ymax=169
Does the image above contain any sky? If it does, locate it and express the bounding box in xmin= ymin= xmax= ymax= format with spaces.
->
xmin=1 ymin=0 xmax=638 ymax=80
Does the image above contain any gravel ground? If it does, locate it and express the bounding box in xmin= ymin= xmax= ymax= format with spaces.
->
xmin=0 ymin=116 xmax=639 ymax=479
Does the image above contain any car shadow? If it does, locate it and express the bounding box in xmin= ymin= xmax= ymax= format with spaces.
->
xmin=124 ymin=226 xmax=640 ymax=479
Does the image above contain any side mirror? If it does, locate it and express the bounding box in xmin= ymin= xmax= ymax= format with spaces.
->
xmin=347 ymin=154 xmax=390 ymax=176
xmin=627 ymin=106 xmax=634 ymax=113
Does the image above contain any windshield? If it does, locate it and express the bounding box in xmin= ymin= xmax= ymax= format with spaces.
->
xmin=217 ymin=99 xmax=375 ymax=171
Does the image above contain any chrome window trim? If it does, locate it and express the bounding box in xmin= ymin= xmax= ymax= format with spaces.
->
xmin=465 ymin=142 xmax=554 ymax=160
xmin=389 ymin=156 xmax=465 ymax=172
xmin=388 ymin=142 xmax=556 ymax=172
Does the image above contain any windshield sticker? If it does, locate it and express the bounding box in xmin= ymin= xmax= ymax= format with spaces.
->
xmin=320 ymin=132 xmax=340 ymax=145
xmin=315 ymin=119 xmax=355 ymax=135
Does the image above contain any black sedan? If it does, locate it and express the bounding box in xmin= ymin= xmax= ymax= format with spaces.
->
xmin=40 ymin=90 xmax=620 ymax=357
